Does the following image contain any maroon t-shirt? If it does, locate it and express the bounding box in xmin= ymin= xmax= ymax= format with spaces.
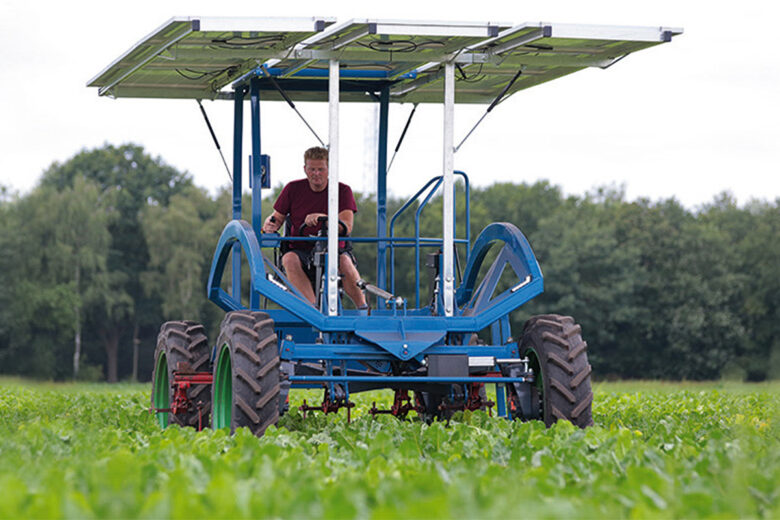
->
xmin=274 ymin=179 xmax=357 ymax=250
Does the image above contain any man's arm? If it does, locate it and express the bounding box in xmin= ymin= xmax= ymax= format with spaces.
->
xmin=338 ymin=209 xmax=354 ymax=235
xmin=302 ymin=210 xmax=354 ymax=234
xmin=262 ymin=210 xmax=286 ymax=233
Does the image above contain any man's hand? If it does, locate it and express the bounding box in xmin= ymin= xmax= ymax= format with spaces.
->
xmin=262 ymin=212 xmax=283 ymax=233
xmin=303 ymin=213 xmax=327 ymax=229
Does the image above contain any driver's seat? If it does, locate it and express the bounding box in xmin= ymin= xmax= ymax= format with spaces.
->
xmin=275 ymin=216 xmax=316 ymax=287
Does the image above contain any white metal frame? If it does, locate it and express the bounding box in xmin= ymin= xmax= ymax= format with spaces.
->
xmin=89 ymin=17 xmax=682 ymax=316
xmin=327 ymin=60 xmax=340 ymax=315
xmin=442 ymin=62 xmax=456 ymax=317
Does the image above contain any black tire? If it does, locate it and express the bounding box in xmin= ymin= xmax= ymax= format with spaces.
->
xmin=151 ymin=321 xmax=212 ymax=429
xmin=520 ymin=314 xmax=593 ymax=428
xmin=212 ymin=311 xmax=280 ymax=436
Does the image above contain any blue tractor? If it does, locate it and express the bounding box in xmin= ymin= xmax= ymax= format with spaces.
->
xmin=90 ymin=17 xmax=680 ymax=434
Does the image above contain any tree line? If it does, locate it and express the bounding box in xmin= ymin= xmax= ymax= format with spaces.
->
xmin=0 ymin=144 xmax=777 ymax=382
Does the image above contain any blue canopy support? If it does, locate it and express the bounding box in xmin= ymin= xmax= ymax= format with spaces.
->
xmin=376 ymin=87 xmax=390 ymax=304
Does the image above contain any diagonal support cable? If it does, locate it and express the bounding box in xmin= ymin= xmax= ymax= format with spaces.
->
xmin=197 ymin=100 xmax=233 ymax=181
xmin=387 ymin=103 xmax=418 ymax=174
xmin=454 ymin=69 xmax=523 ymax=153
xmin=261 ymin=65 xmax=326 ymax=147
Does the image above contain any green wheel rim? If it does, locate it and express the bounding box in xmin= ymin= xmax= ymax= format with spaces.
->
xmin=153 ymin=353 xmax=169 ymax=428
xmin=213 ymin=344 xmax=232 ymax=430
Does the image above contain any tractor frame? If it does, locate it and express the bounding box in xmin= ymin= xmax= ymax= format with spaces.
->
xmin=89 ymin=16 xmax=681 ymax=433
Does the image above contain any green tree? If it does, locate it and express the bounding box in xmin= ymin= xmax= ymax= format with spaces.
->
xmin=40 ymin=144 xmax=192 ymax=382
xmin=518 ymin=188 xmax=644 ymax=376
xmin=0 ymin=187 xmax=79 ymax=378
xmin=700 ymin=194 xmax=780 ymax=380
xmin=49 ymin=176 xmax=110 ymax=378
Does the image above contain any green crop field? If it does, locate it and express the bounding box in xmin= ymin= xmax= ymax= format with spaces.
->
xmin=0 ymin=380 xmax=777 ymax=519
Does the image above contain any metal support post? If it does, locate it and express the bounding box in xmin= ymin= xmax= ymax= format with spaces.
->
xmin=250 ymin=79 xmax=262 ymax=309
xmin=250 ymin=79 xmax=262 ymax=237
xmin=442 ymin=62 xmax=455 ymax=317
xmin=496 ymin=384 xmax=507 ymax=418
xmin=376 ymin=87 xmax=390 ymax=304
xmin=491 ymin=316 xmax=511 ymax=344
xmin=327 ymin=60 xmax=340 ymax=316
xmin=232 ymin=87 xmax=245 ymax=302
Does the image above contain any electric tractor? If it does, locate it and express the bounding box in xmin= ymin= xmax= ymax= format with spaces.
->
xmin=89 ymin=17 xmax=680 ymax=434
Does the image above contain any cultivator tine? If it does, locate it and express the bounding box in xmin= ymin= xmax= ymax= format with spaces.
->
xmin=299 ymin=391 xmax=355 ymax=422
xmin=369 ymin=389 xmax=419 ymax=419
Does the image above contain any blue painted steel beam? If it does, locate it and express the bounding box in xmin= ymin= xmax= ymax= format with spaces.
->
xmin=290 ymin=376 xmax=529 ymax=384
xmin=231 ymin=88 xmax=245 ymax=302
xmin=277 ymin=236 xmax=468 ymax=245
xmin=496 ymin=385 xmax=507 ymax=417
xmin=250 ymin=67 xmax=417 ymax=81
xmin=456 ymin=222 xmax=543 ymax=308
xmin=250 ymin=79 xmax=262 ymax=239
xmin=376 ymin=86 xmax=389 ymax=306
xmin=414 ymin=176 xmax=443 ymax=308
xmin=250 ymin=79 xmax=262 ymax=309
xmin=388 ymin=171 xmax=470 ymax=299
xmin=207 ymin=222 xmax=542 ymax=342
xmin=282 ymin=341 xmax=518 ymax=361
xmin=455 ymin=170 xmax=471 ymax=252
xmin=491 ymin=315 xmax=512 ymax=344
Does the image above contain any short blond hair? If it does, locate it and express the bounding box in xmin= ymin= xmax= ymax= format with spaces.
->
xmin=304 ymin=146 xmax=329 ymax=163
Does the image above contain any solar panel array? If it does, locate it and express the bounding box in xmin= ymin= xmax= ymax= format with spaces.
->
xmin=88 ymin=17 xmax=681 ymax=104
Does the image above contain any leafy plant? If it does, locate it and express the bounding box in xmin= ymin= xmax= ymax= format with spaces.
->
xmin=0 ymin=380 xmax=777 ymax=518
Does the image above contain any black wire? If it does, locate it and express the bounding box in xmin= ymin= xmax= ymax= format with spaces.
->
xmin=176 ymin=69 xmax=210 ymax=80
xmin=210 ymin=35 xmax=286 ymax=48
xmin=361 ymin=39 xmax=417 ymax=53
xmin=356 ymin=38 xmax=445 ymax=53
xmin=175 ymin=65 xmax=239 ymax=82
xmin=456 ymin=63 xmax=485 ymax=83
xmin=525 ymin=43 xmax=554 ymax=51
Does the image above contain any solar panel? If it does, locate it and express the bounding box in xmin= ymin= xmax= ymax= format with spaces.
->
xmin=87 ymin=16 xmax=336 ymax=99
xmin=88 ymin=17 xmax=681 ymax=104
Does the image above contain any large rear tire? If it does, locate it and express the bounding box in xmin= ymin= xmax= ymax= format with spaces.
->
xmin=212 ymin=311 xmax=280 ymax=436
xmin=520 ymin=315 xmax=593 ymax=428
xmin=151 ymin=321 xmax=212 ymax=429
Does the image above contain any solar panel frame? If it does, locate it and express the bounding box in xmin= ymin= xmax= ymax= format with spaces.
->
xmin=87 ymin=17 xmax=682 ymax=103
xmin=87 ymin=16 xmax=335 ymax=99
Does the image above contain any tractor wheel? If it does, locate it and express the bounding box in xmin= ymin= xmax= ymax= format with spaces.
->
xmin=151 ymin=321 xmax=212 ymax=429
xmin=519 ymin=315 xmax=593 ymax=428
xmin=212 ymin=310 xmax=280 ymax=436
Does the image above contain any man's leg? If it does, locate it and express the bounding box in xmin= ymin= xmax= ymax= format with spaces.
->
xmin=282 ymin=251 xmax=316 ymax=304
xmin=339 ymin=252 xmax=367 ymax=308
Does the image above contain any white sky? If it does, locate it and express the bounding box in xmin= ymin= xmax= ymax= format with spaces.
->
xmin=1 ymin=0 xmax=778 ymax=208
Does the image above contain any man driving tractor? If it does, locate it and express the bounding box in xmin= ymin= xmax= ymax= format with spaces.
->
xmin=262 ymin=146 xmax=367 ymax=309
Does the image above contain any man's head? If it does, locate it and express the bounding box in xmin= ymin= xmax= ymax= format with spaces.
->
xmin=303 ymin=146 xmax=329 ymax=192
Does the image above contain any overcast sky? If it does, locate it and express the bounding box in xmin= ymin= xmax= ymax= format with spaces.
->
xmin=1 ymin=0 xmax=778 ymax=208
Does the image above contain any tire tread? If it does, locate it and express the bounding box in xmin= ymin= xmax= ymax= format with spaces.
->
xmin=520 ymin=314 xmax=593 ymax=428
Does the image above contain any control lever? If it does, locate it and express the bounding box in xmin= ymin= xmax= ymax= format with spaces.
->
xmin=356 ymin=279 xmax=404 ymax=308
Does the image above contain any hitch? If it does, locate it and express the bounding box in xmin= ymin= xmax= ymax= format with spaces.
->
xmin=436 ymin=383 xmax=495 ymax=416
xmin=149 ymin=371 xmax=213 ymax=431
xmin=300 ymin=387 xmax=355 ymax=422
xmin=369 ymin=389 xmax=424 ymax=419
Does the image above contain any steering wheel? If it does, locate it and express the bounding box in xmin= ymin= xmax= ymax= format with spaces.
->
xmin=299 ymin=215 xmax=349 ymax=237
